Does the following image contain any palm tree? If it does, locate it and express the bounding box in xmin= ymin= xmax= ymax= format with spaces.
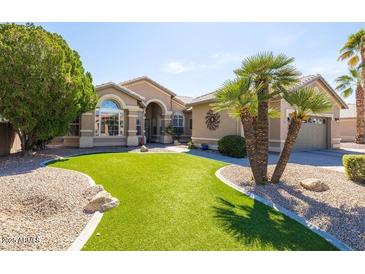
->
xmin=339 ymin=29 xmax=365 ymax=69
xmin=212 ymin=52 xmax=299 ymax=184
xmin=336 ymin=68 xmax=365 ymax=143
xmin=338 ymin=29 xmax=365 ymax=144
xmin=234 ymin=52 xmax=300 ymax=183
xmin=271 ymin=87 xmax=332 ymax=183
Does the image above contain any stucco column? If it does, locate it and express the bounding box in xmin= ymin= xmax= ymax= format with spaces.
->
xmin=79 ymin=111 xmax=94 ymax=148
xmin=127 ymin=110 xmax=139 ymax=146
xmin=142 ymin=110 xmax=147 ymax=144
xmin=160 ymin=113 xmax=173 ymax=144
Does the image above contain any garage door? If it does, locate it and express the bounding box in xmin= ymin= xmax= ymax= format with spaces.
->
xmin=292 ymin=117 xmax=328 ymax=151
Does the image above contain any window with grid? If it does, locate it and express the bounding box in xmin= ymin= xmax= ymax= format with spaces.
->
xmin=95 ymin=100 xmax=124 ymax=136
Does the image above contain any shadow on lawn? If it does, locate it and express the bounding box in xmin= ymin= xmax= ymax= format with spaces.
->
xmin=212 ymin=196 xmax=338 ymax=251
xmin=251 ymin=181 xmax=365 ymax=250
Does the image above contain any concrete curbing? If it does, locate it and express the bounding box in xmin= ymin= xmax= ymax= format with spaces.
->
xmin=40 ymin=157 xmax=104 ymax=251
xmin=215 ymin=166 xmax=352 ymax=251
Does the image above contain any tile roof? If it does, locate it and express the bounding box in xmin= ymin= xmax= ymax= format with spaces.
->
xmin=175 ymin=96 xmax=194 ymax=104
xmin=189 ymin=74 xmax=348 ymax=109
xmin=340 ymin=103 xmax=356 ymax=118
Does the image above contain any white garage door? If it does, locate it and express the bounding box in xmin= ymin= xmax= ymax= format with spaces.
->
xmin=293 ymin=117 xmax=328 ymax=151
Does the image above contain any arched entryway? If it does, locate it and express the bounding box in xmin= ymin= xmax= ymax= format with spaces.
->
xmin=145 ymin=102 xmax=163 ymax=143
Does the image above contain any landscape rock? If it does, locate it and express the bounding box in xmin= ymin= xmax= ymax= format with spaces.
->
xmin=82 ymin=185 xmax=104 ymax=200
xmin=300 ymin=178 xmax=329 ymax=192
xmin=140 ymin=145 xmax=149 ymax=152
xmin=83 ymin=190 xmax=119 ymax=213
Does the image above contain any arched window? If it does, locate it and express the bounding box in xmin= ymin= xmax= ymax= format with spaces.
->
xmin=172 ymin=112 xmax=184 ymax=134
xmin=95 ymin=100 xmax=124 ymax=136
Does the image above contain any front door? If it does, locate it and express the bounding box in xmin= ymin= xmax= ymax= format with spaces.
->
xmin=145 ymin=119 xmax=150 ymax=143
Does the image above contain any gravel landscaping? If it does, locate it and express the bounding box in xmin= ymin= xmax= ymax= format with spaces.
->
xmin=0 ymin=145 xmax=182 ymax=251
xmin=220 ymin=164 xmax=365 ymax=251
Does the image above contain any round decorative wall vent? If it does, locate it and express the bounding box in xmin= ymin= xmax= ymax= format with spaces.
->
xmin=205 ymin=110 xmax=220 ymax=130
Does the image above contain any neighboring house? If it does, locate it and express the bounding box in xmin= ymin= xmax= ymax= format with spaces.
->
xmin=62 ymin=76 xmax=193 ymax=148
xmin=189 ymin=74 xmax=348 ymax=152
xmin=0 ymin=117 xmax=21 ymax=156
xmin=339 ymin=104 xmax=357 ymax=142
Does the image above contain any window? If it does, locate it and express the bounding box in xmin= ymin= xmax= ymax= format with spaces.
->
xmin=189 ymin=119 xmax=192 ymax=130
xmin=173 ymin=112 xmax=184 ymax=135
xmin=136 ymin=112 xmax=143 ymax=136
xmin=95 ymin=100 xmax=124 ymax=136
xmin=67 ymin=117 xmax=80 ymax=136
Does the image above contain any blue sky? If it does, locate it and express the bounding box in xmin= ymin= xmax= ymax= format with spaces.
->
xmin=38 ymin=23 xmax=364 ymax=102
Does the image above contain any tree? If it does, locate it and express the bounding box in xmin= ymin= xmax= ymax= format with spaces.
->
xmin=335 ymin=68 xmax=365 ymax=143
xmin=338 ymin=29 xmax=365 ymax=144
xmin=212 ymin=52 xmax=300 ymax=184
xmin=270 ymin=87 xmax=332 ymax=183
xmin=0 ymin=23 xmax=97 ymax=153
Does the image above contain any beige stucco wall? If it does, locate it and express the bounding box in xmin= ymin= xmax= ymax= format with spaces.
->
xmin=124 ymin=81 xmax=172 ymax=112
xmin=191 ymin=102 xmax=240 ymax=148
xmin=191 ymin=79 xmax=343 ymax=151
xmin=280 ymin=79 xmax=342 ymax=149
xmin=184 ymin=111 xmax=192 ymax=136
xmin=97 ymin=86 xmax=138 ymax=107
xmin=0 ymin=122 xmax=21 ymax=156
xmin=340 ymin=118 xmax=356 ymax=142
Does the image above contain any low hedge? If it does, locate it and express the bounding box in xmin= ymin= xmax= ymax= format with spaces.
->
xmin=218 ymin=135 xmax=246 ymax=158
xmin=343 ymin=154 xmax=365 ymax=183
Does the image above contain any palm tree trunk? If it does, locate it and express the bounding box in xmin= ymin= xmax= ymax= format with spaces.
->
xmin=355 ymin=84 xmax=365 ymax=143
xmin=255 ymin=88 xmax=269 ymax=183
xmin=357 ymin=44 xmax=365 ymax=143
xmin=271 ymin=117 xmax=302 ymax=184
xmin=240 ymin=108 xmax=261 ymax=183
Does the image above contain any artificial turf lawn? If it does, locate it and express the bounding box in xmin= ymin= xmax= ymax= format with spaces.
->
xmin=50 ymin=152 xmax=337 ymax=251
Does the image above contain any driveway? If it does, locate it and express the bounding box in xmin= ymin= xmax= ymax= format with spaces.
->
xmin=187 ymin=148 xmax=365 ymax=172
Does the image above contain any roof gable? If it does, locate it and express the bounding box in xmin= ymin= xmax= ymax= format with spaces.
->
xmin=96 ymin=82 xmax=145 ymax=101
xmin=189 ymin=74 xmax=348 ymax=109
xmin=120 ymin=76 xmax=186 ymax=106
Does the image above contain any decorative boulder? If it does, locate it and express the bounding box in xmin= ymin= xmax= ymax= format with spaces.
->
xmin=300 ymin=178 xmax=329 ymax=192
xmin=84 ymin=190 xmax=119 ymax=213
xmin=83 ymin=185 xmax=104 ymax=200
xmin=174 ymin=140 xmax=181 ymax=145
xmin=140 ymin=145 xmax=149 ymax=152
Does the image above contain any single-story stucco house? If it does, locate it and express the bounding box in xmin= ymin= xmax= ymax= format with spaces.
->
xmin=0 ymin=74 xmax=349 ymax=155
xmin=339 ymin=104 xmax=357 ymax=142
xmin=62 ymin=76 xmax=193 ymax=148
xmin=189 ymin=74 xmax=348 ymax=152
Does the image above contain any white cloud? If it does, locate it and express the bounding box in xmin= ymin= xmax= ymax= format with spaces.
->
xmin=163 ymin=61 xmax=194 ymax=74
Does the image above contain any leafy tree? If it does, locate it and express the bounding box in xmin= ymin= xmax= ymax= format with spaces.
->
xmin=270 ymin=87 xmax=332 ymax=183
xmin=336 ymin=68 xmax=365 ymax=143
xmin=213 ymin=52 xmax=300 ymax=184
xmin=338 ymin=29 xmax=365 ymax=144
xmin=0 ymin=23 xmax=97 ymax=153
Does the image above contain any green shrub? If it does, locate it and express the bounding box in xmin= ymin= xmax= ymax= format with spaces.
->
xmin=343 ymin=155 xmax=365 ymax=183
xmin=218 ymin=135 xmax=246 ymax=158
xmin=187 ymin=141 xmax=197 ymax=149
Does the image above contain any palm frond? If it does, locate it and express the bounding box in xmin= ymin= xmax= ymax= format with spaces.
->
xmin=348 ymin=55 xmax=360 ymax=67
xmin=283 ymin=87 xmax=332 ymax=117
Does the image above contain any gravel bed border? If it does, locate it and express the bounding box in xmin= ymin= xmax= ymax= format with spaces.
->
xmin=40 ymin=158 xmax=104 ymax=251
xmin=215 ymin=167 xmax=352 ymax=251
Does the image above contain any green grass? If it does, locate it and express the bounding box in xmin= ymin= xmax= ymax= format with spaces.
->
xmin=50 ymin=152 xmax=337 ymax=251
